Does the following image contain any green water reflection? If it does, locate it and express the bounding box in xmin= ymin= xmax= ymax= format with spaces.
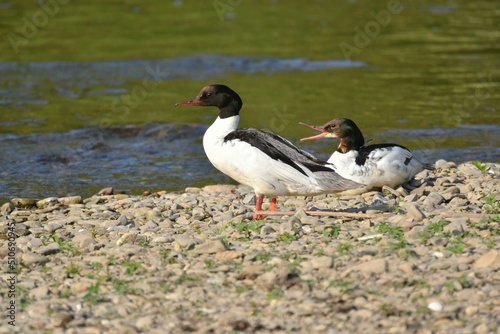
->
xmin=0 ymin=0 xmax=498 ymax=152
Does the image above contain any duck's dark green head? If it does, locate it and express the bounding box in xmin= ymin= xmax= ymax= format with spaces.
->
xmin=300 ymin=118 xmax=365 ymax=152
xmin=175 ymin=84 xmax=243 ymax=118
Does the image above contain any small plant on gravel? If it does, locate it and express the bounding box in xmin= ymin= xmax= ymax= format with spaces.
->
xmin=279 ymin=251 xmax=297 ymax=262
xmin=375 ymin=222 xmax=403 ymax=237
xmin=266 ymin=287 xmax=284 ymax=300
xmin=388 ymin=237 xmax=413 ymax=251
xmin=235 ymin=220 xmax=261 ymax=237
xmin=458 ymin=275 xmax=472 ymax=288
xmin=472 ymin=160 xmax=490 ymax=172
xmin=419 ymin=221 xmax=450 ymax=244
xmin=234 ymin=284 xmax=253 ymax=294
xmin=277 ymin=232 xmax=298 ymax=244
xmin=390 ymin=205 xmax=402 ymax=213
xmin=122 ymin=261 xmax=141 ymax=275
xmin=337 ymin=242 xmax=353 ymax=255
xmin=65 ymin=261 xmax=81 ymax=276
xmin=445 ymin=241 xmax=465 ymax=254
xmin=204 ymin=259 xmax=215 ymax=269
xmin=138 ymin=238 xmax=152 ymax=247
xmin=288 ymin=256 xmax=306 ymax=270
xmin=106 ymin=254 xmax=116 ymax=266
xmin=413 ymin=279 xmax=430 ymax=289
xmin=160 ymin=283 xmax=171 ymax=293
xmin=415 ymin=306 xmax=432 ymax=316
xmin=113 ymin=279 xmax=140 ymax=295
xmin=486 ymin=236 xmax=495 ymax=249
xmin=59 ymin=290 xmax=74 ymax=299
xmin=322 ymin=225 xmax=341 ymax=238
xmin=255 ymin=253 xmax=272 ymax=261
xmin=313 ymin=247 xmax=324 ymax=256
xmin=441 ymin=280 xmax=456 ymax=292
xmin=45 ymin=234 xmax=80 ymax=256
xmin=83 ymin=282 xmax=102 ymax=305
xmin=398 ymin=249 xmax=416 ymax=260
xmin=481 ymin=193 xmax=499 ymax=214
xmin=91 ymin=262 xmax=103 ymax=271
xmin=17 ymin=286 xmax=31 ymax=308
xmin=249 ymin=301 xmax=264 ymax=317
xmin=327 ymin=280 xmax=352 ymax=294
xmin=177 ymin=273 xmax=201 ymax=285
xmin=364 ymin=289 xmax=384 ymax=296
xmin=218 ymin=236 xmax=233 ymax=248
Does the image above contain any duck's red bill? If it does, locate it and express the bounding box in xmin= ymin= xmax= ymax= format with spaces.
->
xmin=300 ymin=132 xmax=329 ymax=141
xmin=299 ymin=122 xmax=328 ymax=141
xmin=175 ymin=97 xmax=202 ymax=106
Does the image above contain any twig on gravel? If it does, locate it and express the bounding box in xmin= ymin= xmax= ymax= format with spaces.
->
xmin=440 ymin=212 xmax=499 ymax=219
xmin=254 ymin=210 xmax=395 ymax=219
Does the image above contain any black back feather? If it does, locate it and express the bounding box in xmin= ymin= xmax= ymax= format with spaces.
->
xmin=224 ymin=128 xmax=333 ymax=175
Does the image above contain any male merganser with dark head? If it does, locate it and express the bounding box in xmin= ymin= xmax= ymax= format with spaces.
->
xmin=300 ymin=118 xmax=434 ymax=191
xmin=175 ymin=85 xmax=363 ymax=219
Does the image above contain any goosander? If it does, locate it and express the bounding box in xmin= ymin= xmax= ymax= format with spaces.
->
xmin=175 ymin=85 xmax=363 ymax=219
xmin=300 ymin=118 xmax=434 ymax=191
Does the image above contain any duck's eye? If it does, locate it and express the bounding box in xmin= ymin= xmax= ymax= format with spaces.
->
xmin=206 ymin=93 xmax=212 ymax=97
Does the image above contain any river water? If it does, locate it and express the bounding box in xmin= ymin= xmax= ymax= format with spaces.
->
xmin=0 ymin=1 xmax=499 ymax=203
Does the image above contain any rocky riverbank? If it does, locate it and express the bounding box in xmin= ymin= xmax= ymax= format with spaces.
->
xmin=1 ymin=160 xmax=499 ymax=333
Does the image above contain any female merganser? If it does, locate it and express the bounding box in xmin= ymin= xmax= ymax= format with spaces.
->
xmin=175 ymin=85 xmax=363 ymax=219
xmin=300 ymin=118 xmax=434 ymax=191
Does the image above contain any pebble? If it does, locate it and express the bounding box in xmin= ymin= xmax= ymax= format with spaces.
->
xmin=1 ymin=160 xmax=499 ymax=333
xmin=34 ymin=242 xmax=60 ymax=255
xmin=406 ymin=204 xmax=426 ymax=221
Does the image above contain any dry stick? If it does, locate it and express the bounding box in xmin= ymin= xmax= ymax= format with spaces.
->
xmin=440 ymin=212 xmax=498 ymax=219
xmin=254 ymin=210 xmax=395 ymax=219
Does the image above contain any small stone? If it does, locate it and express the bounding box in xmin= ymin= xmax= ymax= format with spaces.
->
xmin=52 ymin=311 xmax=74 ymax=327
xmin=194 ymin=240 xmax=228 ymax=254
xmin=398 ymin=263 xmax=414 ymax=274
xmin=309 ymin=256 xmax=333 ymax=269
xmin=22 ymin=253 xmax=50 ymax=267
xmin=351 ymin=259 xmax=387 ymax=274
xmin=428 ymin=301 xmax=443 ymax=312
xmin=29 ymin=286 xmax=49 ymax=299
xmin=98 ymin=187 xmax=114 ymax=196
xmin=216 ymin=250 xmax=243 ymax=260
xmin=202 ymin=185 xmax=236 ymax=194
xmin=45 ymin=222 xmax=64 ymax=232
xmin=34 ymin=242 xmax=60 ymax=255
xmin=11 ymin=198 xmax=36 ymax=208
xmin=145 ymin=209 xmax=161 ymax=221
xmin=174 ymin=237 xmax=202 ymax=251
xmin=396 ymin=186 xmax=409 ymax=197
xmin=435 ymin=159 xmax=456 ymax=170
xmin=403 ymin=193 xmax=418 ymax=203
xmin=116 ymin=232 xmax=148 ymax=246
xmin=474 ymin=249 xmax=500 ymax=269
xmin=153 ymin=236 xmax=174 ymax=244
xmin=382 ymin=185 xmax=401 ymax=197
xmin=243 ymin=194 xmax=256 ymax=205
xmin=261 ymin=225 xmax=277 ymax=235
xmin=185 ymin=187 xmax=202 ymax=193
xmin=73 ymin=234 xmax=95 ymax=248
xmin=442 ymin=221 xmax=464 ymax=235
xmin=36 ymin=197 xmax=58 ymax=207
xmin=1 ymin=202 xmax=15 ymax=214
xmin=406 ymin=204 xmax=426 ymax=221
xmin=423 ymin=192 xmax=444 ymax=206
xmin=58 ymin=196 xmax=82 ymax=205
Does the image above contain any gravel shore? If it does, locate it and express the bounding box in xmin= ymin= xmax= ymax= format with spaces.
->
xmin=1 ymin=160 xmax=499 ymax=334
